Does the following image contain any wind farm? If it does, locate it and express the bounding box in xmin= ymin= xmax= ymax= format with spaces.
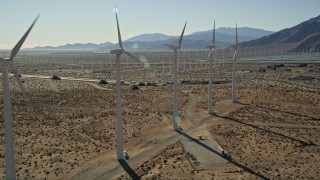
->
xmin=0 ymin=2 xmax=320 ymax=180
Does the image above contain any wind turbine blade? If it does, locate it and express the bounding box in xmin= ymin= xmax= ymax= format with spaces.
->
xmin=213 ymin=21 xmax=215 ymax=46
xmin=232 ymin=50 xmax=237 ymax=61
xmin=11 ymin=65 xmax=28 ymax=102
xmin=178 ymin=21 xmax=187 ymax=47
xmin=123 ymin=51 xmax=139 ymax=62
xmin=207 ymin=49 xmax=214 ymax=59
xmin=124 ymin=51 xmax=150 ymax=69
xmin=163 ymin=44 xmax=172 ymax=47
xmin=163 ymin=44 xmax=179 ymax=49
xmin=10 ymin=15 xmax=39 ymax=60
xmin=235 ymin=23 xmax=238 ymax=50
xmin=116 ymin=13 xmax=123 ymax=50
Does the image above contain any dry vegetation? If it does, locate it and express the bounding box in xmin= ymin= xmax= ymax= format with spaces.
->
xmin=0 ymin=51 xmax=319 ymax=179
xmin=209 ymin=72 xmax=320 ymax=179
xmin=0 ymin=78 xmax=188 ymax=179
xmin=117 ymin=142 xmax=245 ymax=179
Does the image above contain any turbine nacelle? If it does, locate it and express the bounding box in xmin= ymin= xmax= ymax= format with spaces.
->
xmin=163 ymin=44 xmax=180 ymax=50
xmin=206 ymin=45 xmax=216 ymax=50
xmin=0 ymin=58 xmax=13 ymax=66
xmin=232 ymin=44 xmax=238 ymax=51
xmin=110 ymin=11 xmax=141 ymax=63
xmin=110 ymin=49 xmax=123 ymax=55
xmin=163 ymin=21 xmax=187 ymax=51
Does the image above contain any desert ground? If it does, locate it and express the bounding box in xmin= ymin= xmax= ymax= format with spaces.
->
xmin=0 ymin=51 xmax=319 ymax=179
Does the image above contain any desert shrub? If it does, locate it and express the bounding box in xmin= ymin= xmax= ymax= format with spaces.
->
xmin=99 ymin=79 xmax=108 ymax=84
xmin=259 ymin=68 xmax=266 ymax=73
xmin=298 ymin=63 xmax=308 ymax=67
xmin=13 ymin=73 xmax=22 ymax=77
xmin=51 ymin=75 xmax=61 ymax=80
xmin=146 ymin=82 xmax=157 ymax=86
xmin=181 ymin=80 xmax=192 ymax=84
xmin=274 ymin=64 xmax=284 ymax=68
xmin=131 ymin=85 xmax=139 ymax=90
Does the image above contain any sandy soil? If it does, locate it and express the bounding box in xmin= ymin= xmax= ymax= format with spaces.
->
xmin=208 ymin=73 xmax=320 ymax=179
xmin=0 ymin=51 xmax=319 ymax=179
xmin=0 ymin=78 xmax=189 ymax=179
xmin=117 ymin=142 xmax=245 ymax=179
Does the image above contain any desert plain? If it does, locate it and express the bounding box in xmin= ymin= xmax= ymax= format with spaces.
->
xmin=0 ymin=51 xmax=319 ymax=179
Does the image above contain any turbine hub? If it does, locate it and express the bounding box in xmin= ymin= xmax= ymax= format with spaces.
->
xmin=163 ymin=44 xmax=180 ymax=50
xmin=0 ymin=58 xmax=13 ymax=66
xmin=206 ymin=45 xmax=215 ymax=49
xmin=110 ymin=49 xmax=123 ymax=55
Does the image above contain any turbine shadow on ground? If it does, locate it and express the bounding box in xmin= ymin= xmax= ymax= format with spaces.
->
xmin=118 ymin=159 xmax=140 ymax=180
xmin=238 ymin=102 xmax=320 ymax=121
xmin=176 ymin=130 xmax=270 ymax=180
xmin=214 ymin=114 xmax=318 ymax=147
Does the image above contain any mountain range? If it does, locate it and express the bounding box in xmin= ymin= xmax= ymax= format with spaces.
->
xmin=29 ymin=15 xmax=320 ymax=52
xmin=239 ymin=15 xmax=320 ymax=52
xmin=30 ymin=27 xmax=273 ymax=51
xmin=31 ymin=42 xmax=113 ymax=51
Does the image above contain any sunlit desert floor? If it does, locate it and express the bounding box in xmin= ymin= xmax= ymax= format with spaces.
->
xmin=0 ymin=60 xmax=319 ymax=179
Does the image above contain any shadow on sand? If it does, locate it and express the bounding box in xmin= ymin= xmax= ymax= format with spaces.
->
xmin=118 ymin=159 xmax=140 ymax=180
xmin=214 ymin=113 xmax=317 ymax=147
xmin=177 ymin=130 xmax=270 ymax=180
xmin=238 ymin=102 xmax=320 ymax=121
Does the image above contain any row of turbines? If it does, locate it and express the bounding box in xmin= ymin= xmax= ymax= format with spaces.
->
xmin=107 ymin=11 xmax=239 ymax=162
xmin=0 ymin=10 xmax=239 ymax=179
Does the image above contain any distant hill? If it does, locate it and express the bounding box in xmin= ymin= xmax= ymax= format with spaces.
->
xmin=292 ymin=33 xmax=320 ymax=52
xmin=185 ymin=27 xmax=273 ymax=45
xmin=32 ymin=42 xmax=114 ymax=50
xmin=125 ymin=33 xmax=173 ymax=42
xmin=30 ymin=27 xmax=273 ymax=51
xmin=105 ymin=27 xmax=272 ymax=51
xmin=239 ymin=15 xmax=320 ymax=52
xmin=216 ymin=27 xmax=273 ymax=38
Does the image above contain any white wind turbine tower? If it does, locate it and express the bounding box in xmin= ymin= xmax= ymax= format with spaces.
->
xmin=0 ymin=15 xmax=39 ymax=180
xmin=110 ymin=8 xmax=142 ymax=160
xmin=207 ymin=21 xmax=215 ymax=114
xmin=231 ymin=24 xmax=238 ymax=103
xmin=163 ymin=22 xmax=187 ymax=131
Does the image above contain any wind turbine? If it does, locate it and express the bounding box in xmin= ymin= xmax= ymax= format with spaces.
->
xmin=110 ymin=8 xmax=143 ymax=160
xmin=0 ymin=15 xmax=39 ymax=180
xmin=231 ymin=24 xmax=238 ymax=103
xmin=163 ymin=21 xmax=187 ymax=131
xmin=207 ymin=21 xmax=215 ymax=114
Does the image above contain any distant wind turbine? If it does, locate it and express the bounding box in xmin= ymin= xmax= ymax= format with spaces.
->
xmin=207 ymin=21 xmax=215 ymax=114
xmin=110 ymin=8 xmax=144 ymax=160
xmin=0 ymin=15 xmax=39 ymax=180
xmin=163 ymin=21 xmax=187 ymax=131
xmin=232 ymin=23 xmax=238 ymax=103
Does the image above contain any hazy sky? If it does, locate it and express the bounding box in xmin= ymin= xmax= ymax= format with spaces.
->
xmin=0 ymin=0 xmax=319 ymax=49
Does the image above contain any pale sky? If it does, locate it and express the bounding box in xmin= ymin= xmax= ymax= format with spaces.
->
xmin=0 ymin=0 xmax=319 ymax=49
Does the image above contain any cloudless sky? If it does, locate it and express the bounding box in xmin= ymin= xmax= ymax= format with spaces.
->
xmin=0 ymin=0 xmax=319 ymax=49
